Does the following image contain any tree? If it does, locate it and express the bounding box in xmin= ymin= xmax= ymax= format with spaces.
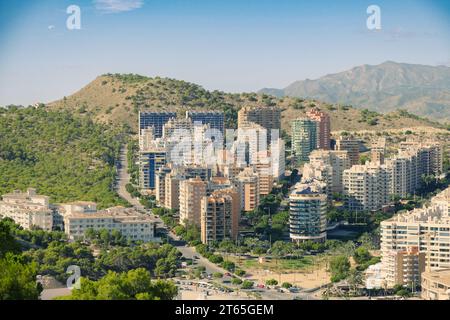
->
xmin=0 ymin=219 xmax=20 ymax=257
xmin=0 ymin=254 xmax=42 ymax=300
xmin=58 ymin=268 xmax=177 ymax=300
xmin=265 ymin=279 xmax=278 ymax=286
xmin=241 ymin=280 xmax=254 ymax=290
xmin=231 ymin=278 xmax=243 ymax=285
xmin=282 ymin=282 xmax=293 ymax=289
xmin=329 ymin=256 xmax=350 ymax=283
xmin=353 ymin=247 xmax=372 ymax=265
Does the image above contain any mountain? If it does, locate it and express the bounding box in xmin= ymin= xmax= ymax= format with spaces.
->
xmin=259 ymin=61 xmax=450 ymax=122
xmin=48 ymin=73 xmax=446 ymax=134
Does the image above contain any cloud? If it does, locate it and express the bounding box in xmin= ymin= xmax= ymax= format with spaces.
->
xmin=94 ymin=0 xmax=144 ymax=14
xmin=48 ymin=25 xmax=55 ymax=30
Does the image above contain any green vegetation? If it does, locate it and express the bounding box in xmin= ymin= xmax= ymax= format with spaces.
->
xmin=57 ymin=268 xmax=177 ymax=300
xmin=0 ymin=107 xmax=127 ymax=209
xmin=241 ymin=280 xmax=254 ymax=290
xmin=282 ymin=282 xmax=293 ymax=289
xmin=329 ymin=255 xmax=351 ymax=283
xmin=265 ymin=279 xmax=278 ymax=286
xmin=0 ymin=219 xmax=42 ymax=300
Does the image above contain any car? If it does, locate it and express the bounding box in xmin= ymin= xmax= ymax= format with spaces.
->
xmin=194 ymin=255 xmax=200 ymax=259
xmin=224 ymin=272 xmax=231 ymax=277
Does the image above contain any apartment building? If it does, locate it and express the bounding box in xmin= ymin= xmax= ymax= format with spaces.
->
xmin=383 ymin=246 xmax=426 ymax=288
xmin=305 ymin=150 xmax=350 ymax=195
xmin=164 ymin=172 xmax=183 ymax=211
xmin=371 ymin=138 xmax=386 ymax=164
xmin=380 ymin=188 xmax=450 ymax=272
xmin=139 ymin=111 xmax=176 ymax=138
xmin=289 ymin=180 xmax=327 ymax=243
xmin=139 ymin=147 xmax=167 ymax=190
xmin=186 ymin=110 xmax=225 ymax=135
xmin=291 ymin=118 xmax=317 ymax=165
xmin=64 ymin=206 xmax=156 ymax=242
xmin=200 ymin=189 xmax=240 ymax=245
xmin=179 ymin=177 xmax=207 ymax=226
xmin=421 ymin=269 xmax=450 ymax=300
xmin=238 ymin=105 xmax=281 ymax=143
xmin=155 ymin=167 xmax=172 ymax=205
xmin=270 ymin=138 xmax=286 ymax=179
xmin=306 ymin=108 xmax=331 ymax=150
xmin=343 ymin=162 xmax=391 ymax=212
xmin=336 ymin=136 xmax=360 ymax=166
xmin=235 ymin=167 xmax=260 ymax=212
xmin=0 ymin=189 xmax=53 ymax=231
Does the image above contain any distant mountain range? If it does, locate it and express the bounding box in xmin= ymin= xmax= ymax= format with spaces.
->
xmin=259 ymin=61 xmax=450 ymax=122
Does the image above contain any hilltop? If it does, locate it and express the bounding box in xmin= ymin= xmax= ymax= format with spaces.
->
xmin=260 ymin=61 xmax=450 ymax=123
xmin=48 ymin=73 xmax=446 ymax=134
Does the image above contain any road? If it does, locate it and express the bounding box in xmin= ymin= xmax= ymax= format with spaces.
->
xmin=115 ymin=144 xmax=227 ymax=275
xmin=115 ymin=144 xmax=145 ymax=211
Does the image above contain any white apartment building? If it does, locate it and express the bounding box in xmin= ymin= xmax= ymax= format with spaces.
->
xmin=381 ymin=188 xmax=450 ymax=272
xmin=64 ymin=206 xmax=156 ymax=242
xmin=304 ymin=150 xmax=350 ymax=196
xmin=0 ymin=189 xmax=53 ymax=231
xmin=343 ymin=162 xmax=391 ymax=212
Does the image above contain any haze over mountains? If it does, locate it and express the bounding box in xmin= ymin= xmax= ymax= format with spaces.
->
xmin=259 ymin=62 xmax=450 ymax=122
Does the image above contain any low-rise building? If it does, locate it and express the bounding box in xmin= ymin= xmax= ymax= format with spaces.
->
xmin=0 ymin=189 xmax=53 ymax=231
xmin=64 ymin=206 xmax=156 ymax=242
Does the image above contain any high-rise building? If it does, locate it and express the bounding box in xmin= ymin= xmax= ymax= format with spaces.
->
xmin=422 ymin=269 xmax=450 ymax=300
xmin=164 ymin=172 xmax=182 ymax=211
xmin=201 ymin=188 xmax=240 ymax=245
xmin=336 ymin=136 xmax=360 ymax=166
xmin=383 ymin=246 xmax=426 ymax=288
xmin=289 ymin=180 xmax=327 ymax=243
xmin=343 ymin=162 xmax=391 ymax=212
xmin=139 ymin=148 xmax=166 ymax=190
xmin=305 ymin=150 xmax=350 ymax=195
xmin=270 ymin=138 xmax=286 ymax=179
xmin=238 ymin=105 xmax=281 ymax=143
xmin=179 ymin=177 xmax=207 ymax=226
xmin=139 ymin=112 xmax=177 ymax=138
xmin=155 ymin=167 xmax=172 ymax=205
xmin=235 ymin=167 xmax=260 ymax=212
xmin=380 ymin=188 xmax=450 ymax=272
xmin=291 ymin=118 xmax=317 ymax=165
xmin=186 ymin=111 xmax=225 ymax=135
xmin=0 ymin=189 xmax=53 ymax=231
xmin=306 ymin=108 xmax=331 ymax=150
xmin=371 ymin=138 xmax=386 ymax=164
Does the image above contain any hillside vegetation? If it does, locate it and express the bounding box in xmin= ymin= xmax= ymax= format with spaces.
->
xmin=48 ymin=73 xmax=445 ymax=134
xmin=0 ymin=106 xmax=127 ymax=208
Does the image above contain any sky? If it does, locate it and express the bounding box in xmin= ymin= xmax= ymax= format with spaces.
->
xmin=0 ymin=0 xmax=450 ymax=106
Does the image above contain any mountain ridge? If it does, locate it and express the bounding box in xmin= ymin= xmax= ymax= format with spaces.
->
xmin=259 ymin=61 xmax=450 ymax=122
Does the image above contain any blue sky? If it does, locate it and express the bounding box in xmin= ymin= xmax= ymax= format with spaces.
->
xmin=0 ymin=0 xmax=449 ymax=106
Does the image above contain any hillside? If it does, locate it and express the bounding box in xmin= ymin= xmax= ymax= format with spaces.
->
xmin=48 ymin=73 xmax=446 ymax=134
xmin=260 ymin=61 xmax=450 ymax=123
xmin=0 ymin=107 xmax=127 ymax=209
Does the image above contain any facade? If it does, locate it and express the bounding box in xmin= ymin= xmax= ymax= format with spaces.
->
xmin=64 ymin=206 xmax=156 ymax=242
xmin=380 ymin=188 xmax=450 ymax=272
xmin=139 ymin=148 xmax=167 ymax=190
xmin=235 ymin=167 xmax=260 ymax=212
xmin=179 ymin=177 xmax=207 ymax=226
xmin=306 ymin=108 xmax=331 ymax=150
xmin=289 ymin=180 xmax=327 ymax=243
xmin=238 ymin=105 xmax=281 ymax=136
xmin=343 ymin=163 xmax=390 ymax=212
xmin=186 ymin=111 xmax=225 ymax=135
xmin=0 ymin=189 xmax=53 ymax=231
xmin=305 ymin=150 xmax=350 ymax=195
xmin=155 ymin=167 xmax=172 ymax=205
xmin=383 ymin=246 xmax=425 ymax=288
xmin=371 ymin=138 xmax=386 ymax=164
xmin=422 ymin=269 xmax=450 ymax=300
xmin=270 ymin=138 xmax=286 ymax=179
xmin=164 ymin=173 xmax=182 ymax=210
xmin=139 ymin=111 xmax=176 ymax=138
xmin=291 ymin=118 xmax=317 ymax=165
xmin=336 ymin=136 xmax=360 ymax=166
xmin=200 ymin=189 xmax=239 ymax=245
